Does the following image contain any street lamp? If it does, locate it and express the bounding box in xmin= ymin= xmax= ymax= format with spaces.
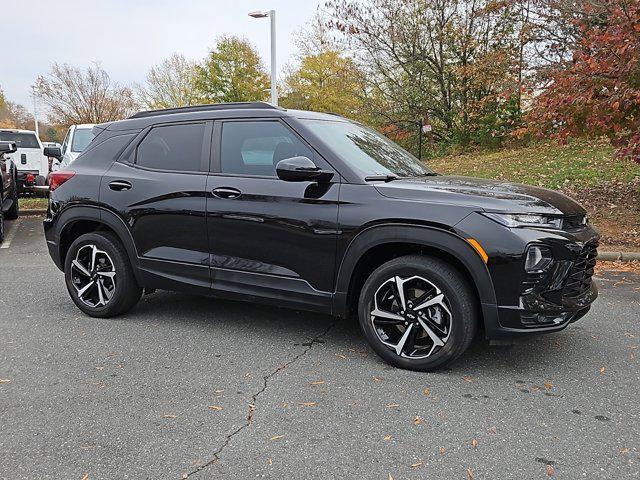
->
xmin=249 ymin=10 xmax=277 ymax=106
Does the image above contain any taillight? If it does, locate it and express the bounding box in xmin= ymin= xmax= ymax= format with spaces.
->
xmin=26 ymin=173 xmax=36 ymax=184
xmin=48 ymin=171 xmax=76 ymax=192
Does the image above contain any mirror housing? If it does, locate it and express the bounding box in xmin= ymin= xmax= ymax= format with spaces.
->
xmin=0 ymin=141 xmax=17 ymax=154
xmin=276 ymin=156 xmax=333 ymax=183
xmin=44 ymin=146 xmax=62 ymax=160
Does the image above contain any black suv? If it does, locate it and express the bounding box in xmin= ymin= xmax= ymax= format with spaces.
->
xmin=43 ymin=103 xmax=599 ymax=371
xmin=1 ymin=141 xmax=20 ymax=241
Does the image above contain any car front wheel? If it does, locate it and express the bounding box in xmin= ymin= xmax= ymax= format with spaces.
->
xmin=358 ymin=254 xmax=478 ymax=371
xmin=64 ymin=232 xmax=142 ymax=318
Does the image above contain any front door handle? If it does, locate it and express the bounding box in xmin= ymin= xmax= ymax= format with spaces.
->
xmin=109 ymin=180 xmax=132 ymax=191
xmin=212 ymin=187 xmax=241 ymax=199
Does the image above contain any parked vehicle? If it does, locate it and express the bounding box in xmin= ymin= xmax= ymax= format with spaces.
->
xmin=42 ymin=142 xmax=62 ymax=173
xmin=0 ymin=141 xmax=20 ymax=241
xmin=52 ymin=124 xmax=96 ymax=171
xmin=0 ymin=129 xmax=48 ymax=194
xmin=43 ymin=102 xmax=599 ymax=371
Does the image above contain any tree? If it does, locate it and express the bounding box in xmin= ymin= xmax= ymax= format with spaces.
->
xmin=194 ymin=36 xmax=270 ymax=103
xmin=0 ymin=101 xmax=34 ymax=130
xmin=0 ymin=87 xmax=5 ymax=111
xmin=136 ymin=53 xmax=199 ymax=109
xmin=33 ymin=63 xmax=136 ymax=125
xmin=528 ymin=0 xmax=640 ymax=162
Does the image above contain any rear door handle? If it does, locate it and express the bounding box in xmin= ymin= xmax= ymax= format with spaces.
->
xmin=109 ymin=180 xmax=132 ymax=191
xmin=212 ymin=187 xmax=241 ymax=199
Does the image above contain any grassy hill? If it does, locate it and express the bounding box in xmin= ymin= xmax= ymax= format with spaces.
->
xmin=429 ymin=138 xmax=640 ymax=250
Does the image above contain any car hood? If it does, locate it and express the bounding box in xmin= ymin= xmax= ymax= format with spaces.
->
xmin=375 ymin=175 xmax=586 ymax=216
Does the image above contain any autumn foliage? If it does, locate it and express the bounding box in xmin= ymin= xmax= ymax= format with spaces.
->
xmin=529 ymin=0 xmax=640 ymax=163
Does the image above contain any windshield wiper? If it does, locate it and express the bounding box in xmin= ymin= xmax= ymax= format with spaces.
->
xmin=364 ymin=174 xmax=399 ymax=182
xmin=417 ymin=172 xmax=439 ymax=177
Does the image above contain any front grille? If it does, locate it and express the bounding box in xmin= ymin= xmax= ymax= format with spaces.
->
xmin=563 ymin=241 xmax=598 ymax=298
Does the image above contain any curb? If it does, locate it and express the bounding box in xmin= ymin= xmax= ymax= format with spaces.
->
xmin=598 ymin=251 xmax=640 ymax=262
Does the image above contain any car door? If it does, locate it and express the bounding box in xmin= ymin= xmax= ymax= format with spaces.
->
xmin=101 ymin=121 xmax=212 ymax=293
xmin=206 ymin=118 xmax=341 ymax=313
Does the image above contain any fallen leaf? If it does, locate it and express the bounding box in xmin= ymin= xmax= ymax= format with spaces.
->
xmin=410 ymin=461 xmax=423 ymax=469
xmin=335 ymin=354 xmax=347 ymax=359
xmin=208 ymin=406 xmax=223 ymax=411
xmin=388 ymin=474 xmax=394 ymax=480
xmin=620 ymin=447 xmax=630 ymax=455
xmin=471 ymin=439 xmax=478 ymax=449
xmin=373 ymin=376 xmax=383 ymax=382
xmin=384 ymin=435 xmax=392 ymax=441
xmin=298 ymin=402 xmax=317 ymax=407
xmin=311 ymin=380 xmax=325 ymax=385
xmin=0 ymin=379 xmax=12 ymax=384
xmin=467 ymin=467 xmax=474 ymax=479
xmin=386 ymin=403 xmax=400 ymax=408
xmin=267 ymin=459 xmax=273 ymax=465
xmin=488 ymin=426 xmax=498 ymax=434
xmin=162 ymin=414 xmax=177 ymax=419
xmin=414 ymin=416 xmax=423 ymax=425
xmin=282 ymin=402 xmax=288 ymax=408
xmin=270 ymin=435 xmax=284 ymax=441
xmin=546 ymin=464 xmax=555 ymax=476
xmin=214 ymin=389 xmax=224 ymax=394
xmin=544 ymin=382 xmax=553 ymax=390
xmin=600 ymin=367 xmax=606 ymax=374
xmin=463 ymin=376 xmax=473 ymax=383
xmin=423 ymin=388 xmax=430 ymax=396
xmin=439 ymin=447 xmax=445 ymax=455
xmin=82 ymin=475 xmax=89 ymax=480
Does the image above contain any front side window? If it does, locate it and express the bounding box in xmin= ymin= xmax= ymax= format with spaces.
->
xmin=220 ymin=121 xmax=313 ymax=177
xmin=71 ymin=128 xmax=96 ymax=153
xmin=0 ymin=132 xmax=40 ymax=149
xmin=300 ymin=119 xmax=433 ymax=178
xmin=136 ymin=123 xmax=205 ymax=172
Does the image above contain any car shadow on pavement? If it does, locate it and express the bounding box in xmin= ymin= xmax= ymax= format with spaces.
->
xmin=124 ymin=290 xmax=598 ymax=376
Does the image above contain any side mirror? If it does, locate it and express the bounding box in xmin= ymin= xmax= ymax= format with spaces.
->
xmin=44 ymin=146 xmax=62 ymax=160
xmin=276 ymin=156 xmax=334 ymax=183
xmin=0 ymin=141 xmax=17 ymax=154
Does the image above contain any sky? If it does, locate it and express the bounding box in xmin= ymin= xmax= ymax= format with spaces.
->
xmin=1 ymin=0 xmax=321 ymax=112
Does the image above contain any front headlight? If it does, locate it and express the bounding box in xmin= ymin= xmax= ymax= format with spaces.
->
xmin=481 ymin=212 xmax=563 ymax=229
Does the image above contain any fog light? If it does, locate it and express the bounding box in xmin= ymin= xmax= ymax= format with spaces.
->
xmin=525 ymin=245 xmax=552 ymax=271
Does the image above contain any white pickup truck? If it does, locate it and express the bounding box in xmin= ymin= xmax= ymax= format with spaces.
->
xmin=53 ymin=124 xmax=96 ymax=171
xmin=0 ymin=129 xmax=48 ymax=194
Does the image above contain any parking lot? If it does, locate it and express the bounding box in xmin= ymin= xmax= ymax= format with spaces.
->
xmin=0 ymin=216 xmax=638 ymax=479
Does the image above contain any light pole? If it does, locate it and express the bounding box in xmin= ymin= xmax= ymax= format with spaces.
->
xmin=248 ymin=10 xmax=277 ymax=106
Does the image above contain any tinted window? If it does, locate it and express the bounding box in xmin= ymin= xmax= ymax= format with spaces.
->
xmin=0 ymin=132 xmax=40 ymax=149
xmin=137 ymin=123 xmax=205 ymax=172
xmin=221 ymin=121 xmax=312 ymax=176
xmin=77 ymin=134 xmax=134 ymax=166
xmin=71 ymin=128 xmax=95 ymax=152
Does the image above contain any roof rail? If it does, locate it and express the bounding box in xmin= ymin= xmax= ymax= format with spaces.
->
xmin=129 ymin=102 xmax=282 ymax=119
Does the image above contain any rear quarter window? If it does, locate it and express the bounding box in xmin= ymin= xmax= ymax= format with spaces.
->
xmin=74 ymin=133 xmax=136 ymax=167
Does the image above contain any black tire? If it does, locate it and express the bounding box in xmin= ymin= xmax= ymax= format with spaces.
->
xmin=0 ymin=210 xmax=4 ymax=243
xmin=64 ymin=232 xmax=142 ymax=318
xmin=358 ymin=254 xmax=478 ymax=371
xmin=5 ymin=176 xmax=19 ymax=220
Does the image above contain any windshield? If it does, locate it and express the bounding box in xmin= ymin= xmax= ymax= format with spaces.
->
xmin=300 ymin=119 xmax=433 ymax=178
xmin=71 ymin=128 xmax=95 ymax=153
xmin=0 ymin=132 xmax=40 ymax=149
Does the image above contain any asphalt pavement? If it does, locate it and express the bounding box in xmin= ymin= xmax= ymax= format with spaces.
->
xmin=1 ymin=216 xmax=638 ymax=479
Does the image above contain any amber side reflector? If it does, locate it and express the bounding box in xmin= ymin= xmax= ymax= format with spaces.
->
xmin=467 ymin=238 xmax=489 ymax=263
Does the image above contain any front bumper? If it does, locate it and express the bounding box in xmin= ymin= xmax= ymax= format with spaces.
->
xmin=456 ymin=213 xmax=600 ymax=338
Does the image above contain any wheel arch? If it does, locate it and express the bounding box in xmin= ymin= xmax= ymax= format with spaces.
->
xmin=333 ymin=224 xmax=498 ymax=328
xmin=56 ymin=206 xmax=141 ymax=283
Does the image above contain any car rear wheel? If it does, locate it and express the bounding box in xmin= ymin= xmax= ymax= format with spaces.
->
xmin=5 ymin=177 xmax=19 ymax=220
xmin=0 ymin=210 xmax=4 ymax=243
xmin=358 ymin=255 xmax=478 ymax=371
xmin=64 ymin=232 xmax=142 ymax=318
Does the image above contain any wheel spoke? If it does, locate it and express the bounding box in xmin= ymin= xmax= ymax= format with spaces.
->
xmin=403 ymin=326 xmax=419 ymax=356
xmin=90 ymin=245 xmax=98 ymax=271
xmin=77 ymin=280 xmax=95 ymax=299
xmin=413 ymin=293 xmax=445 ymax=311
xmin=97 ymin=270 xmax=116 ymax=278
xmin=371 ymin=308 xmax=404 ymax=322
xmin=96 ymin=280 xmax=106 ymax=306
xmin=394 ymin=276 xmax=407 ymax=311
xmin=72 ymin=259 xmax=91 ymax=277
xmin=394 ymin=324 xmax=413 ymax=356
xmin=418 ymin=318 xmax=445 ymax=347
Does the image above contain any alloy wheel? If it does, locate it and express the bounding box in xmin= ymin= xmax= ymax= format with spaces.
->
xmin=370 ymin=275 xmax=452 ymax=359
xmin=70 ymin=244 xmax=117 ymax=308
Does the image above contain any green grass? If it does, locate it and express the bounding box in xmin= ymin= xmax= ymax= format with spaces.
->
xmin=19 ymin=197 xmax=48 ymax=210
xmin=429 ymin=138 xmax=640 ymax=190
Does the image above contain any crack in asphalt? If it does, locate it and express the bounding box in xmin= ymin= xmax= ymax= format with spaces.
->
xmin=183 ymin=320 xmax=337 ymax=478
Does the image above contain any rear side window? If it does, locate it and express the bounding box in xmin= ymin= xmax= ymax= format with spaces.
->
xmin=220 ymin=121 xmax=313 ymax=177
xmin=136 ymin=123 xmax=205 ymax=172
xmin=71 ymin=128 xmax=95 ymax=153
xmin=0 ymin=132 xmax=40 ymax=149
xmin=76 ymin=134 xmax=134 ymax=166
